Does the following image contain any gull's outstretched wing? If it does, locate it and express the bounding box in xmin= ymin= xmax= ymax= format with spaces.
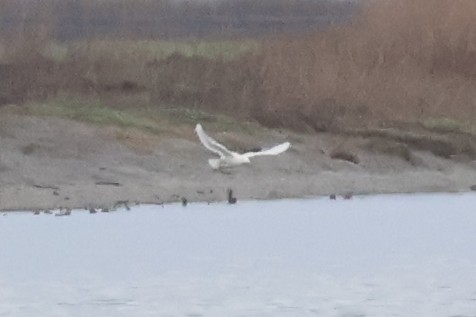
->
xmin=195 ymin=124 xmax=234 ymax=158
xmin=243 ymin=142 xmax=290 ymax=158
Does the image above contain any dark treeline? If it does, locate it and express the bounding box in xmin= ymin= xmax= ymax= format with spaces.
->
xmin=0 ymin=0 xmax=357 ymax=41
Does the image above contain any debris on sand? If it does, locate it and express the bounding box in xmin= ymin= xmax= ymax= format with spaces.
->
xmin=95 ymin=181 xmax=122 ymax=187
xmin=330 ymin=150 xmax=360 ymax=165
xmin=113 ymin=200 xmax=131 ymax=211
xmin=343 ymin=192 xmax=353 ymax=200
xmin=55 ymin=207 xmax=72 ymax=216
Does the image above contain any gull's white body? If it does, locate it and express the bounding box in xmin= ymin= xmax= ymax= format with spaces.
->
xmin=195 ymin=123 xmax=290 ymax=169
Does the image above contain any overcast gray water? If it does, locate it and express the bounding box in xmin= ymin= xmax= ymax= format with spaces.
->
xmin=1 ymin=193 xmax=476 ymax=316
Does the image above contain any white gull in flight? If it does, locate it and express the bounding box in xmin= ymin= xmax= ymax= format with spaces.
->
xmin=195 ymin=123 xmax=290 ymax=169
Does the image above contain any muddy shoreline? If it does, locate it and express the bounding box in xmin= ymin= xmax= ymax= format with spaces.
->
xmin=0 ymin=115 xmax=475 ymax=211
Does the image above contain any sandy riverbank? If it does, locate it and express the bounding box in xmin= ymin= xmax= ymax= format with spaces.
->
xmin=0 ymin=114 xmax=475 ymax=211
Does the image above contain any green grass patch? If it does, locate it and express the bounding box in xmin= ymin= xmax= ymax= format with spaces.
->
xmin=22 ymin=96 xmax=161 ymax=133
xmin=42 ymin=42 xmax=70 ymax=62
xmin=423 ymin=117 xmax=464 ymax=133
xmin=11 ymin=95 xmax=267 ymax=137
xmin=422 ymin=117 xmax=476 ymax=135
xmin=45 ymin=38 xmax=260 ymax=62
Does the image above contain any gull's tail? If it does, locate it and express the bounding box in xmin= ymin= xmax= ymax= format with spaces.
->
xmin=208 ymin=159 xmax=221 ymax=170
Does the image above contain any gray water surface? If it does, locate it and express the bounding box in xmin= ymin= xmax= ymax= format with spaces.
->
xmin=1 ymin=193 xmax=476 ymax=316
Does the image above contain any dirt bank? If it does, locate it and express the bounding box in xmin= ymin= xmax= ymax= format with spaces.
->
xmin=0 ymin=114 xmax=475 ymax=211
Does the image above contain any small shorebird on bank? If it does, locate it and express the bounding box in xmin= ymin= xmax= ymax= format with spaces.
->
xmin=227 ymin=188 xmax=237 ymax=204
xmin=195 ymin=123 xmax=290 ymax=170
xmin=55 ymin=207 xmax=71 ymax=216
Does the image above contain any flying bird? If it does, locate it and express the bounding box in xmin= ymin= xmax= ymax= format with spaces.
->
xmin=195 ymin=123 xmax=290 ymax=169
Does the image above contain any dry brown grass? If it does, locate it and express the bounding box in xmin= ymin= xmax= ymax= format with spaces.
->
xmin=149 ymin=0 xmax=476 ymax=132
xmin=2 ymin=0 xmax=476 ymax=135
xmin=255 ymin=0 xmax=476 ymax=129
xmin=148 ymin=53 xmax=265 ymax=116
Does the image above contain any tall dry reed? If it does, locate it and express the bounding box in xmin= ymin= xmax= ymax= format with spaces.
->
xmin=255 ymin=0 xmax=476 ymax=129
